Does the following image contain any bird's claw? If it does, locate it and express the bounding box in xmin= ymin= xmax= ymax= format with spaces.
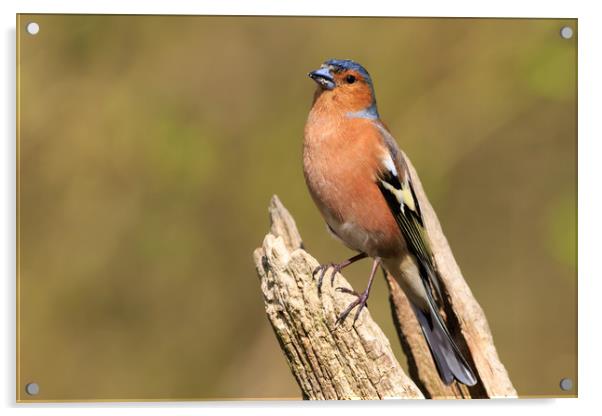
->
xmin=313 ymin=263 xmax=333 ymax=294
xmin=335 ymin=286 xmax=359 ymax=296
xmin=329 ymin=264 xmax=345 ymax=285
xmin=313 ymin=262 xmax=345 ymax=294
xmin=334 ymin=288 xmax=370 ymax=328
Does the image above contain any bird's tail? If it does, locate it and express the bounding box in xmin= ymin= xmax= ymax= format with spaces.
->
xmin=411 ymin=301 xmax=477 ymax=386
xmin=382 ymin=256 xmax=477 ymax=386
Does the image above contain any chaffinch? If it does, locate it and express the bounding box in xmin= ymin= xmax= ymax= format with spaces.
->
xmin=303 ymin=59 xmax=477 ymax=386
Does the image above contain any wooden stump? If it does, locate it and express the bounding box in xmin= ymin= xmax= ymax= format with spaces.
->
xmin=253 ymin=191 xmax=516 ymax=399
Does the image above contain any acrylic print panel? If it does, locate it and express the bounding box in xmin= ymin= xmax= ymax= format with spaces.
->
xmin=16 ymin=15 xmax=577 ymax=401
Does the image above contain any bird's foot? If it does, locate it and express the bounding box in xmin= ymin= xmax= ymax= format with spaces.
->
xmin=312 ymin=253 xmax=368 ymax=295
xmin=332 ymin=257 xmax=381 ymax=328
xmin=334 ymin=286 xmax=371 ymax=328
xmin=313 ymin=263 xmax=336 ymax=294
xmin=313 ymin=262 xmax=348 ymax=294
xmin=313 ymin=253 xmax=368 ymax=294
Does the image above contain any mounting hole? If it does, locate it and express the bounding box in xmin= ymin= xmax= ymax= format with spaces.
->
xmin=559 ymin=377 xmax=573 ymax=391
xmin=560 ymin=26 xmax=573 ymax=40
xmin=25 ymin=382 xmax=39 ymax=396
xmin=26 ymin=22 xmax=40 ymax=35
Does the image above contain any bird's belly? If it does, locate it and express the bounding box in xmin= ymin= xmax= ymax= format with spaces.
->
xmin=303 ymin=114 xmax=407 ymax=258
xmin=304 ymin=157 xmax=405 ymax=258
xmin=327 ymin=216 xmax=402 ymax=258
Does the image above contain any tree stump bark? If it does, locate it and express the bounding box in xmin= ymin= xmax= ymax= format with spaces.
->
xmin=253 ymin=190 xmax=516 ymax=399
xmin=253 ymin=196 xmax=423 ymax=399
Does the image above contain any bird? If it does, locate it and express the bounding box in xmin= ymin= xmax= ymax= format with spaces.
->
xmin=303 ymin=58 xmax=477 ymax=387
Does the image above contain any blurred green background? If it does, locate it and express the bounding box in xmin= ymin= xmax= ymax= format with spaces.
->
xmin=17 ymin=15 xmax=577 ymax=400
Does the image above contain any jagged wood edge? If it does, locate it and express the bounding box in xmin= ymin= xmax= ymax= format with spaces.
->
xmin=253 ymin=195 xmax=423 ymax=400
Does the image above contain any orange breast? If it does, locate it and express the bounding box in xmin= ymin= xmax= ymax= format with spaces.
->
xmin=303 ymin=112 xmax=405 ymax=258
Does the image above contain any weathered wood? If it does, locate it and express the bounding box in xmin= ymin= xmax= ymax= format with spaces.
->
xmin=386 ymin=275 xmax=471 ymax=398
xmin=387 ymin=152 xmax=517 ymax=398
xmin=253 ymin=196 xmax=423 ymax=399
xmin=254 ymin=191 xmax=516 ymax=399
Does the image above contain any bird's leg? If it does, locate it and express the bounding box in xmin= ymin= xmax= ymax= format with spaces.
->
xmin=334 ymin=257 xmax=381 ymax=327
xmin=313 ymin=252 xmax=367 ymax=294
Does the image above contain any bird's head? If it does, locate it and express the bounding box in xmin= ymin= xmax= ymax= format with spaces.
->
xmin=308 ymin=59 xmax=378 ymax=118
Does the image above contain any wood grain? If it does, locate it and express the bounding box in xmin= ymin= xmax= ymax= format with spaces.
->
xmin=253 ymin=192 xmax=516 ymax=399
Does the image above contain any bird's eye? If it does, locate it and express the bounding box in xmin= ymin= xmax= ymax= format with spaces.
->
xmin=346 ymin=75 xmax=356 ymax=84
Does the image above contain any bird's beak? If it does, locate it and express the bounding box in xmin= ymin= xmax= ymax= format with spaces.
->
xmin=308 ymin=66 xmax=335 ymax=90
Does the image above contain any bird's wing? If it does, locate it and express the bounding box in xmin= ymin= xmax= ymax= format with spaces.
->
xmin=373 ymin=121 xmax=477 ymax=386
xmin=373 ymin=121 xmax=444 ymax=302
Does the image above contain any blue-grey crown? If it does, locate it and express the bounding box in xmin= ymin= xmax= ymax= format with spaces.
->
xmin=324 ymin=59 xmax=373 ymax=87
xmin=324 ymin=59 xmax=379 ymax=119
